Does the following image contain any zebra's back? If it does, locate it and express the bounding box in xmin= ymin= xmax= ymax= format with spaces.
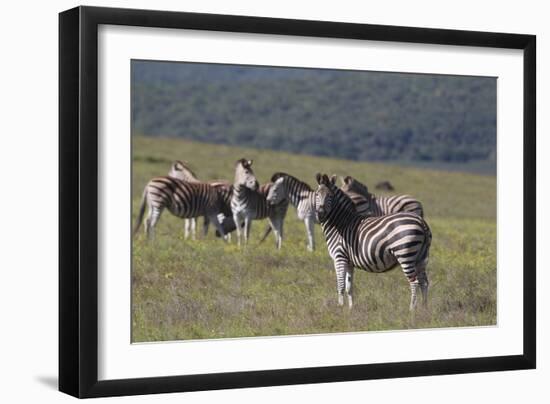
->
xmin=343 ymin=191 xmax=371 ymax=216
xmin=372 ymin=194 xmax=424 ymax=217
xmin=146 ymin=176 xmax=221 ymax=218
xmin=339 ymin=213 xmax=431 ymax=273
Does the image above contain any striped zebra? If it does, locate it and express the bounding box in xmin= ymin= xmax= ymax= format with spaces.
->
xmin=168 ymin=160 xmax=201 ymax=239
xmin=133 ymin=176 xmax=227 ymax=240
xmin=266 ymin=172 xmax=318 ymax=251
xmin=314 ymin=173 xmax=431 ymax=310
xmin=210 ymin=180 xmax=236 ymax=241
xmin=231 ymin=159 xmax=289 ymax=248
xmin=216 ymin=182 xmax=279 ymax=237
xmin=169 ymin=160 xmax=235 ymax=239
xmin=341 ymin=176 xmax=424 ymax=217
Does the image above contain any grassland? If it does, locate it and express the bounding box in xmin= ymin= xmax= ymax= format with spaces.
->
xmin=132 ymin=136 xmax=496 ymax=342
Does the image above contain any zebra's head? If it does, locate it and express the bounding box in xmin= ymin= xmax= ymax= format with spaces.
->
xmin=266 ymin=174 xmax=286 ymax=205
xmin=314 ymin=173 xmax=337 ymax=222
xmin=341 ymin=176 xmax=370 ymax=196
xmin=234 ymin=158 xmax=259 ymax=191
xmin=168 ymin=160 xmax=197 ymax=181
xmin=341 ymin=176 xmax=371 ymax=199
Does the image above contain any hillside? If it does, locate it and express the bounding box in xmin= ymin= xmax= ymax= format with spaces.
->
xmin=132 ymin=137 xmax=496 ymax=342
xmin=132 ymin=60 xmax=497 ymax=170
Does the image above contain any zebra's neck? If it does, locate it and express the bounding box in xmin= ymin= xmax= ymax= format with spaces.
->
xmin=233 ymin=183 xmax=249 ymax=198
xmin=283 ymin=176 xmax=314 ymax=207
xmin=322 ymin=186 xmax=360 ymax=233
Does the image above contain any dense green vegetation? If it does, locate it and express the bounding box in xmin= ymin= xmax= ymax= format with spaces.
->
xmin=132 ymin=61 xmax=496 ymax=170
xmin=132 ymin=136 xmax=496 ymax=342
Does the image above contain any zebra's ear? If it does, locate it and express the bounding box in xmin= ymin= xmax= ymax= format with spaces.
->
xmin=343 ymin=176 xmax=352 ymax=184
xmin=173 ymin=161 xmax=183 ymax=171
xmin=247 ymin=159 xmax=253 ymax=167
xmin=329 ymin=175 xmax=337 ymax=185
xmin=315 ymin=173 xmax=322 ymax=185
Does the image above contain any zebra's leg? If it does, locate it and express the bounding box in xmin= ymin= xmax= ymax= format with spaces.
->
xmin=145 ymin=206 xmax=162 ymax=240
xmin=202 ymin=216 xmax=209 ymax=238
xmin=277 ymin=218 xmax=284 ymax=249
xmin=304 ymin=216 xmax=315 ymax=252
xmin=417 ymin=266 xmax=429 ymax=308
xmin=184 ymin=219 xmax=190 ymax=239
xmin=190 ymin=217 xmax=197 ymax=240
xmin=243 ymin=216 xmax=251 ymax=245
xmin=396 ymin=254 xmax=423 ymax=311
xmin=344 ymin=266 xmax=355 ymax=309
xmin=233 ymin=213 xmax=243 ymax=247
xmin=409 ymin=278 xmax=420 ymax=311
xmin=268 ymin=217 xmax=283 ymax=249
xmin=334 ymin=259 xmax=350 ymax=306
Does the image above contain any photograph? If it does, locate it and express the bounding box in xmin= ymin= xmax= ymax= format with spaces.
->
xmin=130 ymin=60 xmax=497 ymax=343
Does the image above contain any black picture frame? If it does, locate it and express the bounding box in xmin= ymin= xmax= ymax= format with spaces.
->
xmin=59 ymin=5 xmax=536 ymax=398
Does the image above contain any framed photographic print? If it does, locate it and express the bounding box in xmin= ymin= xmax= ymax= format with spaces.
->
xmin=59 ymin=6 xmax=536 ymax=398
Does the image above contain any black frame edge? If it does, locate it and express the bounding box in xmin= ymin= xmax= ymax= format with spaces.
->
xmin=59 ymin=6 xmax=80 ymax=398
xmin=522 ymin=35 xmax=536 ymax=368
xmin=59 ymin=5 xmax=537 ymax=398
xmin=78 ymin=4 xmax=100 ymax=397
xmin=84 ymin=355 xmax=531 ymax=398
xmin=81 ymin=5 xmax=533 ymax=49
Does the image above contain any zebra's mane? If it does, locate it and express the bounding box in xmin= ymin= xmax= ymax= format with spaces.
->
xmin=329 ymin=182 xmax=357 ymax=214
xmin=317 ymin=173 xmax=358 ymax=226
xmin=271 ymin=172 xmax=313 ymax=191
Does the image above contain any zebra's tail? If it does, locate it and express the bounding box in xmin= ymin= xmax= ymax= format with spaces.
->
xmin=258 ymin=225 xmax=272 ymax=244
xmin=133 ymin=188 xmax=148 ymax=236
xmin=416 ymin=218 xmax=432 ymax=266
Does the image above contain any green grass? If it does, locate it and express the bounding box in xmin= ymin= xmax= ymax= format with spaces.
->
xmin=131 ymin=136 xmax=496 ymax=342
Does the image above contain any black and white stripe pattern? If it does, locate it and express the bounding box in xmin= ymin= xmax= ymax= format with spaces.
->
xmin=134 ymin=176 xmax=226 ymax=240
xmin=168 ymin=160 xmax=201 ymax=239
xmin=169 ymin=160 xmax=235 ymax=239
xmin=315 ymin=174 xmax=431 ymax=310
xmin=231 ymin=159 xmax=289 ymax=248
xmin=341 ymin=176 xmax=424 ymax=218
xmin=266 ymin=173 xmax=318 ymax=251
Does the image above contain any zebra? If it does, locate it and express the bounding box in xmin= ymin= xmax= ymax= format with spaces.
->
xmin=314 ymin=173 xmax=431 ymax=311
xmin=133 ymin=176 xmax=227 ymax=240
xmin=216 ymin=182 xmax=277 ymax=237
xmin=340 ymin=176 xmax=424 ymax=217
xmin=168 ymin=160 xmax=201 ymax=239
xmin=266 ymin=172 xmax=318 ymax=251
xmin=168 ymin=160 xmax=234 ymax=239
xmin=209 ymin=180 xmax=237 ymax=241
xmin=231 ymin=159 xmax=289 ymax=248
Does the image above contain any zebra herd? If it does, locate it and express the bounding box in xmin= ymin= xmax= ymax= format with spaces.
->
xmin=134 ymin=158 xmax=432 ymax=311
